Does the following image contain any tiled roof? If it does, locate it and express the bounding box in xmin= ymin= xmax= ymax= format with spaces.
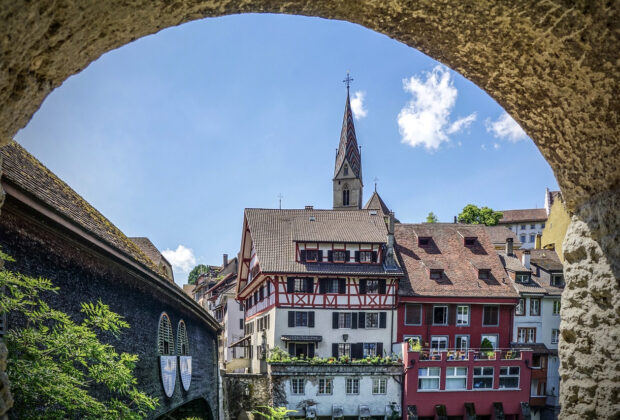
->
xmin=484 ymin=226 xmax=522 ymax=248
xmin=516 ymin=249 xmax=564 ymax=296
xmin=498 ymin=251 xmax=544 ymax=294
xmin=497 ymin=252 xmax=529 ymax=272
xmin=245 ymin=208 xmax=401 ymax=276
xmin=1 ymin=141 xmax=159 ymax=273
xmin=499 ymin=209 xmax=547 ymax=223
xmin=363 ymin=191 xmax=390 ymax=215
xmin=395 ymin=223 xmax=517 ymax=298
xmin=130 ymin=236 xmax=171 ymax=266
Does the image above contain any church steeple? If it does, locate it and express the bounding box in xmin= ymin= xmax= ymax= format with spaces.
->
xmin=333 ymin=73 xmax=363 ymax=210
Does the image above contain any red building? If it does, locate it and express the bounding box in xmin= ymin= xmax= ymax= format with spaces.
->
xmin=395 ymin=223 xmax=533 ymax=419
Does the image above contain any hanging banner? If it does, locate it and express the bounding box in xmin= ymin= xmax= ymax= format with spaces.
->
xmin=160 ymin=355 xmax=177 ymax=397
xmin=179 ymin=355 xmax=192 ymax=391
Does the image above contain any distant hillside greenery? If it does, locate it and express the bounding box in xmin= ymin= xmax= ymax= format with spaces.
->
xmin=458 ymin=204 xmax=503 ymax=226
xmin=187 ymin=264 xmax=210 ymax=285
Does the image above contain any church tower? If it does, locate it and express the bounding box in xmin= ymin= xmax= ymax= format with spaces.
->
xmin=333 ymin=75 xmax=363 ymax=210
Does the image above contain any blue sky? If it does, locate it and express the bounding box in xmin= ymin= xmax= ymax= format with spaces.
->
xmin=14 ymin=14 xmax=559 ymax=285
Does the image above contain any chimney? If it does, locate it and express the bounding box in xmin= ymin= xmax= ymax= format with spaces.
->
xmin=305 ymin=205 xmax=314 ymax=210
xmin=535 ymin=234 xmax=542 ymax=250
xmin=522 ymin=249 xmax=531 ymax=269
xmin=506 ymin=237 xmax=514 ymax=256
xmin=223 ymin=254 xmax=228 ymax=267
xmin=454 ymin=216 xmax=457 ymax=224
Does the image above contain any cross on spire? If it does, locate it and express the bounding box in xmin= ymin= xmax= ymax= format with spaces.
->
xmin=374 ymin=177 xmax=379 ymax=192
xmin=343 ymin=71 xmax=354 ymax=93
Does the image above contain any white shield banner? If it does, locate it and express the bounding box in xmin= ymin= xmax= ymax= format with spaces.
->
xmin=179 ymin=355 xmax=192 ymax=391
xmin=160 ymin=355 xmax=177 ymax=397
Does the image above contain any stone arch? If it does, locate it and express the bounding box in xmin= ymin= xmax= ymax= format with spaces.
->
xmin=0 ymin=2 xmax=617 ymax=418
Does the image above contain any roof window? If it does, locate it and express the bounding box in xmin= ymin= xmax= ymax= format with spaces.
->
xmin=418 ymin=237 xmax=431 ymax=247
xmin=464 ymin=237 xmax=477 ymax=246
xmin=478 ymin=269 xmax=491 ymax=280
xmin=429 ymin=269 xmax=443 ymax=280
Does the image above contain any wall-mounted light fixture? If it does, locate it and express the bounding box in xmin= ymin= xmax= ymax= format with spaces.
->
xmin=343 ymin=334 xmax=349 ymax=342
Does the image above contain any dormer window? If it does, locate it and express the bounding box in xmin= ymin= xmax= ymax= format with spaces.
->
xmin=430 ymin=269 xmax=443 ymax=280
xmin=551 ymin=273 xmax=564 ymax=287
xmin=478 ymin=269 xmax=491 ymax=280
xmin=464 ymin=237 xmax=477 ymax=246
xmin=305 ymin=250 xmax=318 ymax=262
xmin=359 ymin=251 xmax=373 ymax=263
xmin=332 ymin=250 xmax=347 ymax=263
xmin=418 ymin=237 xmax=431 ymax=247
xmin=516 ymin=273 xmax=530 ymax=283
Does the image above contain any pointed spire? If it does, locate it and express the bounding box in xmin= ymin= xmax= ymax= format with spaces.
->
xmin=334 ymin=84 xmax=362 ymax=182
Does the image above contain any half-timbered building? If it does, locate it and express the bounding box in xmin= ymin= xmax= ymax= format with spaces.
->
xmin=396 ymin=223 xmax=533 ymax=419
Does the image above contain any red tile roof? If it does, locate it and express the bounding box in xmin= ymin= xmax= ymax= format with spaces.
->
xmin=499 ymin=209 xmax=547 ymax=223
xmin=395 ymin=223 xmax=517 ymax=298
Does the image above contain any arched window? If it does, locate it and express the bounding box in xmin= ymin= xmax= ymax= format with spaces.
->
xmin=158 ymin=313 xmax=174 ymax=355
xmin=342 ymin=184 xmax=350 ymax=206
xmin=177 ymin=320 xmax=190 ymax=356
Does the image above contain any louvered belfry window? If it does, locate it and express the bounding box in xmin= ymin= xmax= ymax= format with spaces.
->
xmin=177 ymin=320 xmax=190 ymax=356
xmin=158 ymin=313 xmax=174 ymax=355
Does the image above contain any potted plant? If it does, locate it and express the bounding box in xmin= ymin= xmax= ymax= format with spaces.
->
xmin=480 ymin=338 xmax=495 ymax=359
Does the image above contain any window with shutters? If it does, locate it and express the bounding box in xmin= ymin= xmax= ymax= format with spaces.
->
xmin=482 ymin=305 xmax=499 ymax=326
xmin=289 ymin=343 xmax=314 ymax=358
xmin=359 ymin=251 xmax=373 ymax=263
xmin=291 ymin=378 xmax=305 ymax=395
xmin=456 ymin=305 xmax=469 ymax=325
xmin=333 ymin=250 xmax=347 ymax=263
xmin=366 ymin=312 xmax=379 ymax=328
xmin=366 ymin=279 xmax=379 ymax=293
xmin=405 ymin=304 xmax=422 ymax=325
xmin=338 ymin=313 xmax=352 ymax=329
xmin=158 ymin=313 xmax=174 ymax=356
xmin=346 ymin=378 xmax=360 ymax=394
xmin=318 ymin=378 xmax=333 ymax=395
xmin=363 ymin=343 xmax=377 ymax=357
xmin=296 ymin=311 xmax=308 ymax=327
xmin=473 ymin=367 xmax=494 ymax=389
xmin=433 ymin=305 xmax=448 ymax=325
xmin=446 ymin=367 xmax=467 ymax=390
xmin=294 ymin=278 xmax=306 ymax=293
xmin=499 ymin=367 xmax=520 ymax=389
xmin=418 ymin=367 xmax=440 ymax=390
xmin=372 ymin=378 xmax=387 ymax=394
xmin=177 ymin=320 xmax=189 ymax=355
xmin=325 ymin=278 xmax=340 ymax=293
xmin=338 ymin=343 xmax=350 ymax=357
xmin=305 ymin=249 xmax=319 ymax=262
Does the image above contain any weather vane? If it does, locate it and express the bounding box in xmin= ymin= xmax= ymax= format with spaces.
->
xmin=374 ymin=177 xmax=379 ymax=192
xmin=277 ymin=193 xmax=283 ymax=210
xmin=343 ymin=71 xmax=354 ymax=93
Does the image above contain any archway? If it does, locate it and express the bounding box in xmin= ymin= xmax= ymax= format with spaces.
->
xmin=0 ymin=2 xmax=617 ymax=418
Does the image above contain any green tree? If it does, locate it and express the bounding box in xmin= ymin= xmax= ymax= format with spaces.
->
xmin=457 ymin=204 xmax=503 ymax=226
xmin=187 ymin=264 xmax=210 ymax=285
xmin=425 ymin=212 xmax=438 ymax=223
xmin=252 ymin=406 xmax=297 ymax=420
xmin=0 ymin=250 xmax=158 ymax=420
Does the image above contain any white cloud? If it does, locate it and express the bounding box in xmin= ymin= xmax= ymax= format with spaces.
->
xmin=162 ymin=245 xmax=196 ymax=273
xmin=493 ymin=142 xmax=501 ymax=150
xmin=350 ymin=91 xmax=367 ymax=120
xmin=481 ymin=144 xmax=487 ymax=151
xmin=486 ymin=112 xmax=528 ymax=142
xmin=397 ymin=65 xmax=476 ymax=150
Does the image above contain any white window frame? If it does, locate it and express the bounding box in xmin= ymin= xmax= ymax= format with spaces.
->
xmin=372 ymin=378 xmax=387 ymax=394
xmin=516 ymin=298 xmax=525 ymax=315
xmin=295 ymin=311 xmax=309 ymax=327
xmin=338 ymin=312 xmax=352 ymax=329
xmin=433 ymin=305 xmax=448 ymax=325
xmin=551 ymin=329 xmax=559 ymax=344
xmin=481 ymin=334 xmax=498 ymax=349
xmin=318 ymin=378 xmax=333 ymax=395
xmin=332 ymin=251 xmax=347 ymax=263
xmin=456 ymin=305 xmax=470 ymax=326
xmin=455 ymin=335 xmax=469 ymax=351
xmin=430 ymin=335 xmax=448 ymax=351
xmin=418 ymin=367 xmax=440 ymax=390
xmin=553 ymin=300 xmax=561 ymax=315
xmin=473 ymin=367 xmax=494 ymax=389
xmin=499 ymin=366 xmax=520 ymax=389
xmin=291 ymin=378 xmax=305 ymax=395
xmin=346 ymin=378 xmax=360 ymax=395
xmin=338 ymin=343 xmax=351 ymax=357
xmin=366 ymin=312 xmax=379 ymax=329
xmin=363 ymin=343 xmax=377 ymax=357
xmin=446 ymin=367 xmax=467 ymax=390
xmin=516 ymin=273 xmax=530 ymax=283
xmin=366 ymin=279 xmax=379 ymax=294
xmin=325 ymin=278 xmax=340 ymax=294
xmin=530 ymin=298 xmax=541 ymax=316
xmin=293 ymin=278 xmax=306 ymax=293
xmin=359 ymin=251 xmax=373 ymax=263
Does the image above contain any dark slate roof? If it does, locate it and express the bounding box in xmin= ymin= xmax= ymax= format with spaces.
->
xmin=130 ymin=237 xmax=172 ymax=270
xmin=395 ymin=223 xmax=517 ymax=298
xmin=334 ymin=92 xmax=362 ymax=180
xmin=516 ymin=249 xmax=564 ymax=296
xmin=1 ymin=141 xmax=159 ymax=273
xmin=245 ymin=208 xmax=401 ymax=276
xmin=499 ymin=209 xmax=547 ymax=223
xmin=547 ymin=190 xmax=562 ymax=208
xmin=484 ymin=225 xmax=522 ymax=248
xmin=363 ymin=191 xmax=390 ymax=215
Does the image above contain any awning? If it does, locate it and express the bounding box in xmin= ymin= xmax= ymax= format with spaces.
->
xmin=332 ymin=404 xmax=343 ymax=418
xmin=281 ymin=335 xmax=322 ymax=342
xmin=464 ymin=403 xmax=476 ymax=420
xmin=229 ymin=335 xmax=251 ymax=347
xmin=359 ymin=405 xmax=371 ymax=418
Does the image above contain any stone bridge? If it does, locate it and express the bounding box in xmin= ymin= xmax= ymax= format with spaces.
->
xmin=0 ymin=141 xmax=221 ymax=419
xmin=0 ymin=1 xmax=618 ymax=419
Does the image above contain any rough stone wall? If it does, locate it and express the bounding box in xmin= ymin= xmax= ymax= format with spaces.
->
xmin=221 ymin=374 xmax=271 ymax=420
xmin=0 ymin=200 xmax=220 ymax=419
xmin=0 ymin=1 xmax=618 ymax=418
xmin=560 ymin=188 xmax=619 ymax=419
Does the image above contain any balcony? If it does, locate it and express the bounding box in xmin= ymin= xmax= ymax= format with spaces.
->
xmin=415 ymin=348 xmax=524 ymax=362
